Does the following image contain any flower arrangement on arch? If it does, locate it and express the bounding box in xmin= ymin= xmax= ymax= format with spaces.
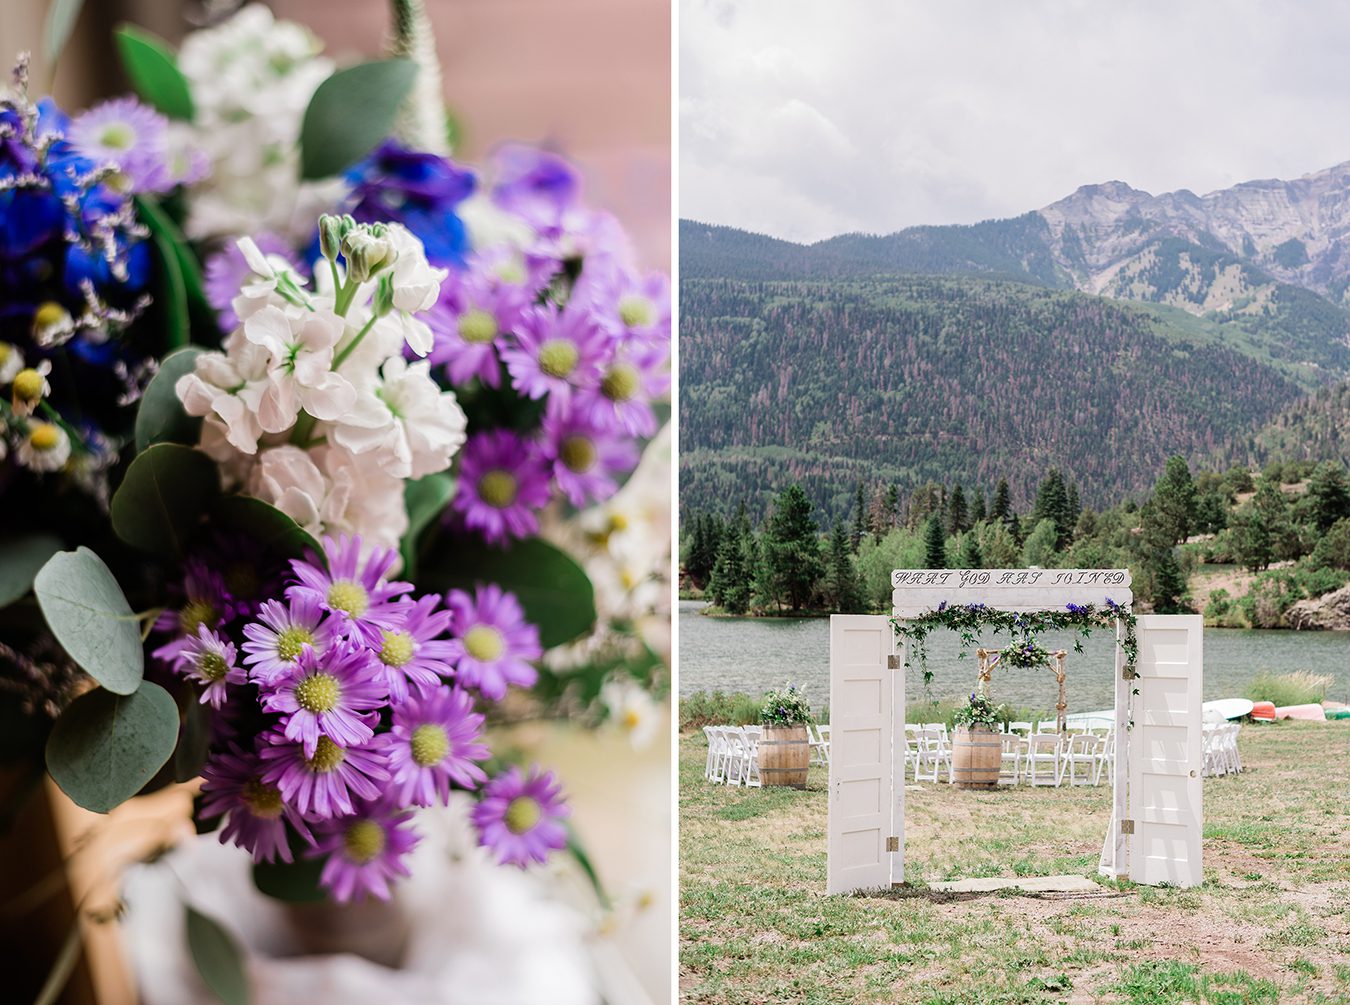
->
xmin=0 ymin=0 xmax=669 ymax=941
xmin=999 ymin=636 xmax=1053 ymax=669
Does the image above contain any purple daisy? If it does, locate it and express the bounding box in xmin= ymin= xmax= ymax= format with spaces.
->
xmin=151 ymin=560 xmax=233 ymax=665
xmin=575 ymin=260 xmax=671 ymax=346
xmin=573 ymin=342 xmax=669 ymax=438
xmin=384 ymin=686 xmax=489 ymax=807
xmin=260 ymin=642 xmax=387 ymax=757
xmin=307 ymin=800 xmax=421 ymax=902
xmin=444 ymin=584 xmax=542 ymax=701
xmin=471 ymin=766 xmax=570 ymax=868
xmin=199 ymin=744 xmax=313 ymax=864
xmin=374 ymin=593 xmax=457 ymax=703
xmin=67 ymin=97 xmax=170 ymax=194
xmin=169 ymin=625 xmax=246 ymax=708
xmin=242 ymin=594 xmax=338 ymax=685
xmin=499 ymin=304 xmax=610 ymax=408
xmin=490 ymin=143 xmax=580 ymax=232
xmin=258 ymin=729 xmax=390 ymax=821
xmin=540 ymin=409 xmax=640 ymax=507
xmin=287 ymin=536 xmax=412 ymax=646
xmin=450 ymin=430 xmax=552 ymax=546
xmin=204 ymin=232 xmax=304 ymax=332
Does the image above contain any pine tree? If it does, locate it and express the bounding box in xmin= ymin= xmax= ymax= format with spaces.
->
xmin=947 ymin=485 xmax=968 ymax=536
xmin=1066 ymin=482 xmax=1081 ymax=533
xmin=1307 ymin=462 xmax=1350 ymax=533
xmin=991 ymin=479 xmax=1013 ymax=525
xmin=1149 ymin=547 xmax=1190 ymax=614
xmin=980 ymin=520 xmax=1019 ymax=567
xmin=850 ymin=482 xmax=867 ymax=553
xmin=1031 ymin=469 xmax=1072 ymax=549
xmin=1151 ymin=455 xmax=1197 ymax=546
xmin=970 ymin=491 xmax=987 ymax=525
xmin=959 ymin=530 xmax=983 ymax=569
xmin=826 ymin=522 xmax=864 ymax=613
xmin=763 ymin=484 xmax=825 ymax=612
xmin=683 ymin=512 xmax=723 ymax=589
xmin=923 ymin=514 xmax=948 ymax=568
xmin=708 ymin=517 xmax=753 ymax=614
xmin=1021 ymin=518 xmax=1060 ymax=567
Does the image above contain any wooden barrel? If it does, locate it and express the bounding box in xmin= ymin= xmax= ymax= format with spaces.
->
xmin=951 ymin=725 xmax=1001 ymax=788
xmin=758 ymin=725 xmax=810 ymax=788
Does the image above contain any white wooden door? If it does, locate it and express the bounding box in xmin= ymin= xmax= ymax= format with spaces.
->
xmin=1128 ymin=615 xmax=1204 ymax=887
xmin=827 ymin=615 xmax=895 ymax=894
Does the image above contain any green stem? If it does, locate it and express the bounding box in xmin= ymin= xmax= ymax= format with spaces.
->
xmin=333 ymin=277 xmax=360 ymax=318
xmin=332 ymin=315 xmax=378 ymax=371
xmin=290 ymin=411 xmax=318 ymax=447
xmin=35 ymin=402 xmax=90 ymax=454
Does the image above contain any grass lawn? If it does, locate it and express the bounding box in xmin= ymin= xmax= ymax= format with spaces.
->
xmin=680 ymin=722 xmax=1350 ymax=1004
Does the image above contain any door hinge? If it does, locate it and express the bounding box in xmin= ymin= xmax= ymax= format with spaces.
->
xmin=886 ymin=836 xmax=900 ymax=852
xmin=1120 ymin=819 xmax=1135 ymax=835
xmin=887 ymin=655 xmax=901 ymax=670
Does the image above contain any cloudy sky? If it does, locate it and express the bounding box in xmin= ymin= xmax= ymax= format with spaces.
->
xmin=681 ymin=0 xmax=1350 ymax=243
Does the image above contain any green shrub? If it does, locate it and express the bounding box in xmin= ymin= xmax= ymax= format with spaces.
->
xmin=1245 ymin=671 xmax=1333 ymax=707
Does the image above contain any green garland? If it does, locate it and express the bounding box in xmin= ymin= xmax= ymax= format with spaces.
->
xmin=889 ymin=600 xmax=1138 ymax=692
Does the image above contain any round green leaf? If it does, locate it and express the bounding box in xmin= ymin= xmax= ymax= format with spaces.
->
xmin=34 ymin=548 xmax=144 ymax=695
xmin=114 ymin=25 xmax=194 ymax=121
xmin=0 ymin=533 xmax=63 ymax=608
xmin=45 ymin=682 xmax=178 ymax=813
xmin=300 ymin=59 xmax=417 ymax=179
xmin=417 ymin=536 xmax=596 ymax=648
xmin=211 ymin=495 xmax=322 ymax=563
xmin=135 ymin=346 xmax=204 ymax=453
xmin=186 ymin=906 xmax=251 ymax=1005
xmin=111 ymin=443 xmax=220 ymax=557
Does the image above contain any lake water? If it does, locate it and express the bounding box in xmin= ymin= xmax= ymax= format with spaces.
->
xmin=678 ymin=601 xmax=1350 ymax=713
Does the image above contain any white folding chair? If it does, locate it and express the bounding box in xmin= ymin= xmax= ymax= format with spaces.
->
xmin=1225 ymin=724 xmax=1243 ymax=774
xmin=914 ymin=727 xmax=951 ymax=783
xmin=998 ymin=732 xmax=1022 ymax=785
xmin=740 ymin=726 xmax=762 ymax=788
xmin=816 ymin=725 xmax=831 ymax=766
xmin=724 ymin=727 xmax=747 ymax=786
xmin=805 ymin=723 xmax=825 ymax=766
xmin=904 ymin=724 xmax=922 ymax=779
xmin=1201 ymin=724 xmax=1222 ymax=777
xmin=1025 ymin=733 xmax=1062 ymax=787
xmin=1091 ymin=728 xmax=1114 ymax=786
xmin=1062 ymin=732 xmax=1101 ymax=786
xmin=703 ymin=726 xmax=717 ymax=781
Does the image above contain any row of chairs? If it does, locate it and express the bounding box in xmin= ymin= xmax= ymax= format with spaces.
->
xmin=1202 ymin=722 xmax=1243 ymax=777
xmin=702 ymin=724 xmax=834 ymax=785
xmin=905 ymin=723 xmax=1116 ymax=787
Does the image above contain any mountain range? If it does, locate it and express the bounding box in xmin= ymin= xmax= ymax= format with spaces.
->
xmin=680 ymin=162 xmax=1350 ymax=521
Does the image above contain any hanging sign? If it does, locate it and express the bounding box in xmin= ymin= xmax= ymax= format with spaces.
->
xmin=891 ymin=568 xmax=1132 ymax=617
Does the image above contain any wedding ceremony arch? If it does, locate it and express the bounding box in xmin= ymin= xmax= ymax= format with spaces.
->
xmin=827 ymin=569 xmax=1204 ymax=895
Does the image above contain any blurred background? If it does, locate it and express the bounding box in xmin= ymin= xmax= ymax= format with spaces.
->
xmin=0 ymin=2 xmax=671 ymax=1002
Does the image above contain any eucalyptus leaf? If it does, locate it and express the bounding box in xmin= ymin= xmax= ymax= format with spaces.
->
xmin=114 ymin=25 xmax=194 ymax=121
xmin=135 ymin=346 xmax=203 ymax=453
xmin=0 ymin=533 xmax=63 ymax=608
xmin=110 ymin=443 xmax=219 ymax=557
xmin=45 ymin=683 xmax=178 ymax=813
xmin=400 ymin=472 xmax=454 ymax=577
xmin=300 ymin=59 xmax=417 ymax=179
xmin=147 ymin=222 xmax=190 ymax=349
xmin=44 ymin=0 xmax=85 ymax=62
xmin=211 ymin=495 xmax=322 ymax=562
xmin=417 ymin=536 xmax=596 ymax=648
xmin=34 ymin=548 xmax=144 ymax=694
xmin=186 ymin=906 xmax=251 ymax=1005
xmin=135 ymin=195 xmax=210 ymax=317
xmin=252 ymin=856 xmax=327 ymax=903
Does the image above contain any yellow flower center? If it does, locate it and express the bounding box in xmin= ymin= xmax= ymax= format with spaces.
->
xmin=379 ymin=630 xmax=415 ymax=668
xmin=0 ymin=342 xmax=11 ymax=365
xmin=494 ymin=261 xmax=526 ymax=284
xmin=463 ymin=625 xmax=504 ymax=663
xmin=601 ymin=364 xmax=639 ymax=402
xmin=327 ymin=579 xmax=369 ymax=617
xmin=306 ymin=735 xmax=345 ymax=773
xmin=618 ymin=294 xmax=655 ymax=329
xmin=275 ymin=626 xmax=313 ymax=662
xmin=32 ymin=302 xmax=69 ymax=334
xmin=458 ymin=308 xmax=498 ymax=345
xmin=12 ymin=368 xmax=45 ymax=402
xmin=343 ymin=819 xmax=387 ymax=864
xmin=559 ymin=434 xmax=596 ymax=473
xmin=179 ymin=599 xmax=217 ymax=636
xmin=98 ymin=123 xmax=136 ymax=150
xmin=622 ymin=708 xmax=642 ymax=731
xmin=537 ymin=339 xmax=579 ymax=378
xmin=198 ymin=651 xmax=229 ymax=682
xmin=504 ymin=796 xmax=542 ymax=835
xmin=28 ymin=422 xmax=61 ymax=451
xmin=242 ymin=778 xmax=284 ymax=819
xmin=609 ymin=512 xmax=630 ymax=532
xmin=410 ymin=723 xmax=450 ymax=767
xmin=478 ymin=470 xmax=518 ymax=509
xmin=294 ymin=672 xmax=340 ymax=713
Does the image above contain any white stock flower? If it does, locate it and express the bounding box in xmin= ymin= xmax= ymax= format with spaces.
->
xmin=243 ymin=305 xmax=356 ymax=433
xmin=176 ymin=339 xmax=270 ymax=454
xmin=386 ymin=224 xmax=446 ymax=315
xmin=329 ymin=356 xmax=466 ymax=479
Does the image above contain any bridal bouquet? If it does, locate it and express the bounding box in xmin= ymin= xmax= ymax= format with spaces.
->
xmin=0 ymin=0 xmax=669 ymax=953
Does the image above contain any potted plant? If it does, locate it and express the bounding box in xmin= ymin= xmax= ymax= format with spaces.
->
xmin=950 ymin=693 xmax=1006 ymax=788
xmin=757 ymin=684 xmax=813 ymax=788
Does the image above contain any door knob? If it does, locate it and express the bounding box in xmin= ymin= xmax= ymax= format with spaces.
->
xmin=1189 ymin=770 xmax=1196 ymax=778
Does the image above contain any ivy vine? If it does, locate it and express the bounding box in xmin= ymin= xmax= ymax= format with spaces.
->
xmin=889 ymin=600 xmax=1138 ymax=693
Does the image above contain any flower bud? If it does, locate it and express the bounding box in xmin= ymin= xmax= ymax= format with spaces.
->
xmin=318 ymin=214 xmax=345 ymax=262
xmin=341 ymin=225 xmax=396 ymax=283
